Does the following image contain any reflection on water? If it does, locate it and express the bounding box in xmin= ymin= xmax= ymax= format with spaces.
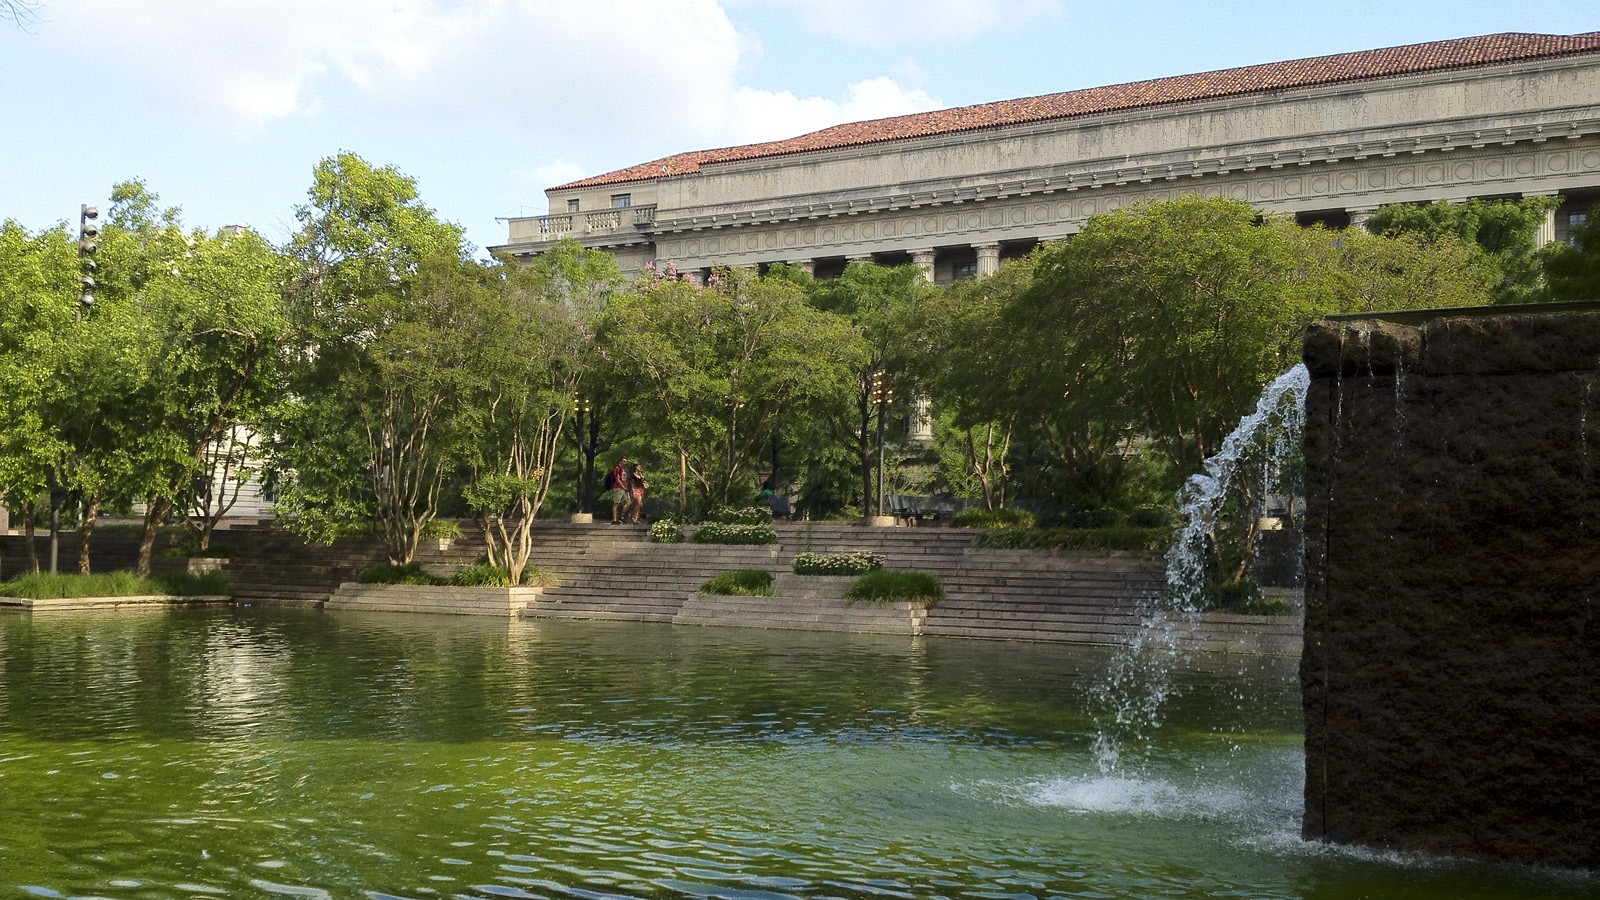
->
xmin=0 ymin=608 xmax=1590 ymax=899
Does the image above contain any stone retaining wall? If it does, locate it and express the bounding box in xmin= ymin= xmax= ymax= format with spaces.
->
xmin=1302 ymin=311 xmax=1600 ymax=867
xmin=0 ymin=523 xmax=1301 ymax=655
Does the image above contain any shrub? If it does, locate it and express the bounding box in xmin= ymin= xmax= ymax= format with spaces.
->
xmin=791 ymin=550 xmax=884 ymax=576
xmin=357 ymin=562 xmax=445 ymax=585
xmin=422 ymin=519 xmax=463 ymax=540
xmin=517 ymin=565 xmax=560 ymax=587
xmin=163 ymin=540 xmax=236 ymax=559
xmin=698 ymin=568 xmax=774 ymax=596
xmin=1130 ymin=507 xmax=1174 ymax=528
xmin=973 ymin=526 xmax=1169 ymax=554
xmin=448 ymin=563 xmax=511 ymax=587
xmin=650 ymin=520 xmax=685 ymax=543
xmin=689 ymin=522 xmax=777 ymax=545
xmin=950 ymin=507 xmax=1035 ymax=529
xmin=845 ymin=569 xmax=943 ymax=607
xmin=151 ymin=571 xmax=233 ymax=596
xmin=706 ymin=506 xmax=773 ymax=526
xmin=1197 ymin=577 xmax=1295 ymax=616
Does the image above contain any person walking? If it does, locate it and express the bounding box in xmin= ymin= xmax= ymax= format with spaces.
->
xmin=627 ymin=462 xmax=649 ymax=524
xmin=608 ymin=457 xmax=631 ymax=524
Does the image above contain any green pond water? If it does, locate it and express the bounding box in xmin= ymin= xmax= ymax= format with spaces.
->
xmin=0 ymin=607 xmax=1591 ymax=900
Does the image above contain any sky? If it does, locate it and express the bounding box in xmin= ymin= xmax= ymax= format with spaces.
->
xmin=1 ymin=1 xmax=1595 ymax=256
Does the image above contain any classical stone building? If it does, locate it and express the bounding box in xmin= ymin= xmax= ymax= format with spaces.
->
xmin=494 ymin=31 xmax=1600 ymax=283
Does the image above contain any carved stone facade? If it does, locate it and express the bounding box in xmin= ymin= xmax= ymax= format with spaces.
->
xmin=494 ymin=36 xmax=1600 ymax=280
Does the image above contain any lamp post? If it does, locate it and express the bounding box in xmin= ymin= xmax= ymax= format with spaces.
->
xmin=872 ymin=370 xmax=894 ymax=519
xmin=77 ymin=204 xmax=99 ymax=322
xmin=572 ymin=391 xmax=592 ymax=512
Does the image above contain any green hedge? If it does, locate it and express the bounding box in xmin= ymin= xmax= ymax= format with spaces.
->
xmin=357 ymin=562 xmax=444 ymax=585
xmin=705 ymin=506 xmax=773 ymax=526
xmin=950 ymin=507 xmax=1035 ymax=529
xmin=792 ymin=550 xmax=884 ymax=576
xmin=845 ymin=569 xmax=943 ymax=607
xmin=973 ymin=526 xmax=1169 ymax=553
xmin=698 ymin=569 xmax=774 ymax=596
xmin=690 ymin=522 xmax=777 ymax=545
xmin=357 ymin=561 xmax=557 ymax=587
xmin=650 ymin=520 xmax=685 ymax=543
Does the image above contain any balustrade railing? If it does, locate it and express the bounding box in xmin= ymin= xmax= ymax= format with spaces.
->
xmin=514 ymin=204 xmax=657 ymax=244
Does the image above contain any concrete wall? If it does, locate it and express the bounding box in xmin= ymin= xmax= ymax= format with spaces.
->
xmin=1301 ymin=310 xmax=1600 ymax=867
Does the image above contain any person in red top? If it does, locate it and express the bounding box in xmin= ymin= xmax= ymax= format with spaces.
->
xmin=608 ymin=457 xmax=631 ymax=524
xmin=627 ymin=463 xmax=649 ymax=524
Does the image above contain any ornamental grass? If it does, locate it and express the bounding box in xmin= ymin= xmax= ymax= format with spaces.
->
xmin=698 ymin=569 xmax=775 ymax=596
xmin=2 ymin=570 xmax=231 ymax=599
xmin=844 ymin=569 xmax=943 ymax=608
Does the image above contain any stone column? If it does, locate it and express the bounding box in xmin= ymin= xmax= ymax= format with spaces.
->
xmin=1347 ymin=207 xmax=1380 ymax=230
xmin=975 ymin=242 xmax=1001 ymax=278
xmin=905 ymin=246 xmax=938 ymax=444
xmin=1526 ymin=192 xmax=1559 ymax=247
xmin=684 ymin=270 xmax=707 ymax=286
xmin=910 ymin=397 xmax=934 ymax=445
xmin=794 ymin=259 xmax=815 ymax=276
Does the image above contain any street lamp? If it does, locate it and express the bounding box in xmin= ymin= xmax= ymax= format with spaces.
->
xmin=872 ymin=370 xmax=894 ymax=518
xmin=572 ymin=392 xmax=592 ymax=512
xmin=77 ymin=204 xmax=99 ymax=320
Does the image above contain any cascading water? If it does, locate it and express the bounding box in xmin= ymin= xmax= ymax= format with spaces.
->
xmin=1090 ymin=363 xmax=1311 ymax=774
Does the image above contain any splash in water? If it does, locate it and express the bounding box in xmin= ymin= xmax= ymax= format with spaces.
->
xmin=1091 ymin=364 xmax=1310 ymax=774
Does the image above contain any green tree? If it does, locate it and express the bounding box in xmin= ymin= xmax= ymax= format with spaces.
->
xmin=599 ymin=267 xmax=866 ymax=510
xmin=270 ymin=154 xmax=472 ymax=564
xmin=1365 ymin=196 xmax=1561 ymax=304
xmin=917 ymin=255 xmax=1038 ymax=508
xmin=1542 ymin=218 xmax=1600 ymax=302
xmin=803 ymin=261 xmax=937 ymax=517
xmin=968 ymin=196 xmax=1495 ymax=512
xmin=0 ymin=220 xmax=75 ymax=569
xmin=461 ymin=247 xmax=608 ymax=585
xmin=94 ymin=181 xmax=292 ymax=575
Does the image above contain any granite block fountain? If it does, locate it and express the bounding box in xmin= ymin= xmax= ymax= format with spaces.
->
xmin=1301 ymin=305 xmax=1600 ymax=867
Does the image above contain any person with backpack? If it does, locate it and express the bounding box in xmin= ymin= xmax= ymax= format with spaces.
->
xmin=607 ymin=457 xmax=631 ymax=524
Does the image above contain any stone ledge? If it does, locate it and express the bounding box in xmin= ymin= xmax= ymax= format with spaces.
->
xmin=0 ymin=594 xmax=230 ymax=611
xmin=327 ymin=583 xmax=543 ymax=617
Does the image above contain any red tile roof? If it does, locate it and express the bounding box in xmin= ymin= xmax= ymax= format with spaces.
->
xmin=554 ymin=31 xmax=1600 ymax=191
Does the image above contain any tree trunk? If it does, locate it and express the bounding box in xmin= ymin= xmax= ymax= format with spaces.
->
xmin=77 ymin=491 xmax=102 ymax=575
xmin=137 ymin=496 xmax=173 ymax=579
xmin=47 ymin=480 xmax=62 ymax=574
xmin=23 ymin=504 xmax=38 ymax=573
xmin=582 ymin=412 xmax=601 ymax=514
xmin=678 ymin=448 xmax=687 ymax=513
xmin=858 ymin=395 xmax=873 ymax=516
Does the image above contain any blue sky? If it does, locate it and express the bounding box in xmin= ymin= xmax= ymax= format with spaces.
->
xmin=1 ymin=1 xmax=1594 ymax=255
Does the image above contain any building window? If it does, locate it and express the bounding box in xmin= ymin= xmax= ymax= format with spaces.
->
xmin=1569 ymin=211 xmax=1590 ymax=247
xmin=567 ymin=199 xmax=579 ymax=213
xmin=611 ymin=194 xmax=632 ymax=209
xmin=953 ymin=261 xmax=979 ymax=281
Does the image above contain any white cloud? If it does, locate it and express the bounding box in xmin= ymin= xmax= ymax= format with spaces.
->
xmin=37 ymin=1 xmax=939 ymax=144
xmin=724 ymin=77 xmax=940 ymax=144
xmin=34 ymin=0 xmax=947 ymax=209
xmin=741 ymin=0 xmax=1065 ymax=45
